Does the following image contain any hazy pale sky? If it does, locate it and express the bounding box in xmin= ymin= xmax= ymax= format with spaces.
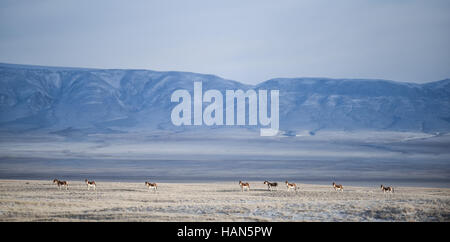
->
xmin=1 ymin=0 xmax=449 ymax=84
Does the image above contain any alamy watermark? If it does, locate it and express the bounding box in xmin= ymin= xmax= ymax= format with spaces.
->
xmin=170 ymin=82 xmax=279 ymax=136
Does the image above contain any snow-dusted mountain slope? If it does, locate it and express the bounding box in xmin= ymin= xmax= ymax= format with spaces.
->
xmin=0 ymin=63 xmax=449 ymax=133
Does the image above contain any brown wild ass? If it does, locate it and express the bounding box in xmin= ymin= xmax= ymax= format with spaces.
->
xmin=239 ymin=181 xmax=250 ymax=192
xmin=380 ymin=185 xmax=394 ymax=193
xmin=53 ymin=179 xmax=68 ymax=190
xmin=332 ymin=182 xmax=343 ymax=192
xmin=264 ymin=181 xmax=278 ymax=191
xmin=85 ymin=179 xmax=96 ymax=190
xmin=285 ymin=181 xmax=297 ymax=191
xmin=145 ymin=181 xmax=158 ymax=191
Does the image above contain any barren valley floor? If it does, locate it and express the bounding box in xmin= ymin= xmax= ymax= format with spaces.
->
xmin=0 ymin=179 xmax=449 ymax=221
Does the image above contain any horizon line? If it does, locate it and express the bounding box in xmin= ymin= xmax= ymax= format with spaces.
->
xmin=0 ymin=62 xmax=448 ymax=86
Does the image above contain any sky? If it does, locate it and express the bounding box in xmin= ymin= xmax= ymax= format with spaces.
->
xmin=0 ymin=0 xmax=449 ymax=85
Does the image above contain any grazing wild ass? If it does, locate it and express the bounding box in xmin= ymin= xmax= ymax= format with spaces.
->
xmin=53 ymin=179 xmax=68 ymax=190
xmin=239 ymin=181 xmax=250 ymax=192
xmin=85 ymin=179 xmax=96 ymax=190
xmin=264 ymin=181 xmax=278 ymax=191
xmin=285 ymin=181 xmax=297 ymax=191
xmin=145 ymin=181 xmax=158 ymax=191
xmin=332 ymin=182 xmax=343 ymax=192
xmin=380 ymin=185 xmax=394 ymax=193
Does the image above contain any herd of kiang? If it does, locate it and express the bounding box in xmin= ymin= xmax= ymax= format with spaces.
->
xmin=52 ymin=178 xmax=394 ymax=194
xmin=52 ymin=179 xmax=96 ymax=190
xmin=239 ymin=180 xmax=394 ymax=193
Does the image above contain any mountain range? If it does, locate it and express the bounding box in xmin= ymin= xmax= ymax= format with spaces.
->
xmin=1 ymin=63 xmax=449 ymax=135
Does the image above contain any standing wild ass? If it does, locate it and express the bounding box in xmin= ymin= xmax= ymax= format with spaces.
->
xmin=85 ymin=179 xmax=96 ymax=190
xmin=53 ymin=179 xmax=68 ymax=190
xmin=239 ymin=181 xmax=250 ymax=192
xmin=332 ymin=182 xmax=343 ymax=192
